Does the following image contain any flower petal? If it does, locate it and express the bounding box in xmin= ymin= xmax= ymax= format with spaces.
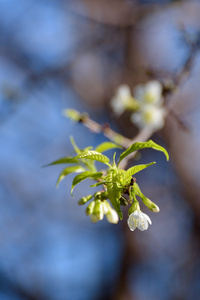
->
xmin=127 ymin=213 xmax=137 ymax=231
xmin=136 ymin=217 xmax=149 ymax=231
xmin=118 ymin=85 xmax=131 ymax=99
xmin=144 ymin=81 xmax=162 ymax=104
xmin=142 ymin=212 xmax=152 ymax=225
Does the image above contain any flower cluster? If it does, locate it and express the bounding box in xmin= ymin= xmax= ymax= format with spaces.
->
xmin=111 ymin=81 xmax=166 ymax=131
xmin=85 ymin=198 xmax=119 ymax=224
xmin=47 ymin=137 xmax=168 ymax=233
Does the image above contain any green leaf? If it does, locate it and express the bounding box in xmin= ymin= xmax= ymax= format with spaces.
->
xmin=90 ymin=180 xmax=117 ymax=188
xmin=71 ymin=171 xmax=103 ymax=196
xmin=106 ymin=170 xmax=123 ymax=220
xmin=70 ymin=136 xmax=82 ymax=154
xmin=112 ymin=152 xmax=117 ymax=167
xmin=126 ymin=162 xmax=156 ymax=177
xmin=90 ymin=181 xmax=105 ymax=188
xmin=56 ymin=166 xmax=86 ymax=187
xmin=43 ymin=156 xmax=79 ymax=167
xmin=90 ymin=173 xmax=111 ymax=188
xmin=95 ymin=142 xmax=122 ymax=153
xmin=74 ymin=150 xmax=110 ymax=166
xmin=119 ymin=140 xmax=169 ymax=164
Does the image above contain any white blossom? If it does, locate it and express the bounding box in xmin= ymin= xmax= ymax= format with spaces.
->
xmin=111 ymin=84 xmax=132 ymax=115
xmin=131 ymin=104 xmax=165 ymax=130
xmin=134 ymin=80 xmax=163 ymax=106
xmin=127 ymin=210 xmax=152 ymax=231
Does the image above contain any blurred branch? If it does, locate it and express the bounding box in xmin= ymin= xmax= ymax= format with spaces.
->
xmin=70 ymin=0 xmax=161 ymax=28
xmin=174 ymin=25 xmax=200 ymax=86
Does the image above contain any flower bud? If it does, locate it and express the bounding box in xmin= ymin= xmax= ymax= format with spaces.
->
xmin=101 ymin=191 xmax=108 ymax=200
xmin=78 ymin=195 xmax=93 ymax=205
xmin=90 ymin=213 xmax=99 ymax=223
xmin=102 ymin=201 xmax=109 ymax=214
xmin=104 ymin=200 xmax=113 ymax=212
xmin=128 ymin=200 xmax=140 ymax=216
xmin=94 ymin=191 xmax=101 ymax=200
xmin=85 ymin=201 xmax=95 ymax=216
xmin=93 ymin=200 xmax=104 ymax=220
xmin=106 ymin=209 xmax=119 ymax=224
xmin=142 ymin=197 xmax=160 ymax=213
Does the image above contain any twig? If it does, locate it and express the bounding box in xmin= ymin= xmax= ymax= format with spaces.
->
xmin=76 ymin=113 xmax=132 ymax=148
xmin=68 ymin=110 xmax=154 ymax=169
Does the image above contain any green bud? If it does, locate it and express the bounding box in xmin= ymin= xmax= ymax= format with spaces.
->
xmin=101 ymin=191 xmax=108 ymax=200
xmin=85 ymin=201 xmax=95 ymax=215
xmin=78 ymin=195 xmax=93 ymax=205
xmin=90 ymin=214 xmax=99 ymax=223
xmin=93 ymin=200 xmax=104 ymax=220
xmin=128 ymin=200 xmax=140 ymax=216
xmin=94 ymin=191 xmax=102 ymax=200
xmin=142 ymin=197 xmax=160 ymax=213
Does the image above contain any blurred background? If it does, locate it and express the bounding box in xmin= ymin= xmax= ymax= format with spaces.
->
xmin=1 ymin=0 xmax=200 ymax=299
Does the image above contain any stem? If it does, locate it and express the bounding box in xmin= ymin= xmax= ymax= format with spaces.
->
xmin=81 ymin=117 xmax=132 ymax=148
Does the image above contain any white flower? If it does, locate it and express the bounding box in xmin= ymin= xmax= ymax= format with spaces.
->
xmin=134 ymin=80 xmax=163 ymax=106
xmin=131 ymin=104 xmax=165 ymax=130
xmin=127 ymin=210 xmax=152 ymax=231
xmin=111 ymin=84 xmax=132 ymax=115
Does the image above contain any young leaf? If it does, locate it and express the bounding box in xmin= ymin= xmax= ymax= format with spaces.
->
xmin=118 ymin=169 xmax=131 ymax=187
xmin=95 ymin=142 xmax=122 ymax=153
xmin=74 ymin=151 xmax=110 ymax=166
xmin=43 ymin=156 xmax=79 ymax=167
xmin=71 ymin=171 xmax=103 ymax=196
xmin=90 ymin=181 xmax=105 ymax=188
xmin=119 ymin=140 xmax=169 ymax=164
xmin=90 ymin=173 xmax=111 ymax=188
xmin=112 ymin=152 xmax=117 ymax=167
xmin=90 ymin=180 xmax=118 ymax=188
xmin=70 ymin=136 xmax=82 ymax=154
xmin=126 ymin=162 xmax=156 ymax=177
xmin=106 ymin=170 xmax=123 ymax=220
xmin=56 ymin=166 xmax=86 ymax=187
